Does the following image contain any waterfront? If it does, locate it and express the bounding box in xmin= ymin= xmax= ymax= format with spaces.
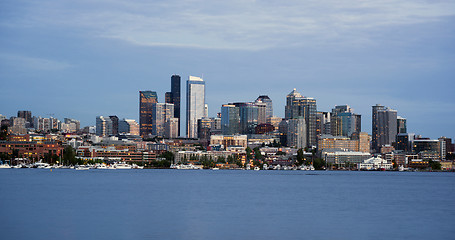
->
xmin=1 ymin=169 xmax=454 ymax=240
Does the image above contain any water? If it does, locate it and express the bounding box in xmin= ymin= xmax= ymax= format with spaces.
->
xmin=1 ymin=169 xmax=454 ymax=240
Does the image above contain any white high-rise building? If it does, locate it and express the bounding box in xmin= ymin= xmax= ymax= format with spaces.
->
xmin=186 ymin=76 xmax=206 ymax=138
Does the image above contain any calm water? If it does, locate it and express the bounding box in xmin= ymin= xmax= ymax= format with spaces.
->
xmin=0 ymin=169 xmax=454 ymax=240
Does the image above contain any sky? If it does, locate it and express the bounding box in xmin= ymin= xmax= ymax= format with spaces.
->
xmin=0 ymin=0 xmax=454 ymax=139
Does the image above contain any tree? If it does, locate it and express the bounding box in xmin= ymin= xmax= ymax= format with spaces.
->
xmin=296 ymin=148 xmax=305 ymax=166
xmin=62 ymin=145 xmax=78 ymax=165
xmin=428 ymin=160 xmax=441 ymax=171
xmin=313 ymin=158 xmax=326 ymax=170
xmin=159 ymin=151 xmax=174 ymax=162
xmin=0 ymin=125 xmax=8 ymax=140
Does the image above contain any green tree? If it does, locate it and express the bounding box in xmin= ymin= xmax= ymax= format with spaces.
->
xmin=428 ymin=160 xmax=441 ymax=170
xmin=159 ymin=151 xmax=174 ymax=162
xmin=296 ymin=148 xmax=305 ymax=166
xmin=62 ymin=145 xmax=78 ymax=165
xmin=313 ymin=158 xmax=326 ymax=170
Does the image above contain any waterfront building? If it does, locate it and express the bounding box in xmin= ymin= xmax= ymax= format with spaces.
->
xmin=255 ymin=95 xmax=273 ymax=119
xmin=285 ymin=89 xmax=317 ymax=147
xmin=322 ymin=150 xmax=371 ymax=166
xmin=152 ymin=103 xmax=174 ymax=137
xmin=372 ymin=104 xmax=397 ymax=152
xmin=358 ymin=157 xmax=393 ymax=170
xmin=165 ymin=75 xmax=181 ymax=136
xmin=186 ymin=76 xmax=205 ymax=138
xmin=96 ymin=116 xmax=113 ymax=136
xmin=0 ymin=140 xmax=64 ymax=160
xmin=139 ymin=91 xmax=158 ymax=137
xmin=287 ymin=117 xmax=306 ymax=149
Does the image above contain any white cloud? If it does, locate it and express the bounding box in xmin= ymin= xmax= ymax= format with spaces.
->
xmin=4 ymin=0 xmax=455 ymax=50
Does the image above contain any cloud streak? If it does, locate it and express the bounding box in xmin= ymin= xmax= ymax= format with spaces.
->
xmin=4 ymin=0 xmax=455 ymax=50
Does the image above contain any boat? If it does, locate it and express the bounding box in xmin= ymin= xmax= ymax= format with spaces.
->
xmin=75 ymin=165 xmax=90 ymax=170
xmin=132 ymin=164 xmax=144 ymax=169
xmin=0 ymin=164 xmax=11 ymax=169
xmin=12 ymin=164 xmax=23 ymax=169
xmin=34 ymin=162 xmax=51 ymax=169
xmin=254 ymin=166 xmax=260 ymax=171
xmin=211 ymin=167 xmax=220 ymax=170
xmin=114 ymin=162 xmax=132 ymax=169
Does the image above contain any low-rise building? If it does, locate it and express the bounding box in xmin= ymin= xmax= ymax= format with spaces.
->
xmin=358 ymin=157 xmax=393 ymax=170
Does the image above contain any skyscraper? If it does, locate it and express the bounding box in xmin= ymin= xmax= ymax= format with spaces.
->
xmin=152 ymin=103 xmax=174 ymax=137
xmin=96 ymin=116 xmax=113 ymax=136
xmin=165 ymin=75 xmax=181 ymax=136
xmin=186 ymin=76 xmax=205 ymax=138
xmin=221 ymin=104 xmax=240 ymax=135
xmin=139 ymin=91 xmax=158 ymax=137
xmin=109 ymin=115 xmax=119 ymax=135
xmin=255 ymin=95 xmax=273 ymax=119
xmin=287 ymin=117 xmax=306 ymax=149
xmin=285 ymin=89 xmax=317 ymax=147
xmin=397 ymin=116 xmax=407 ymax=134
xmin=372 ymin=104 xmax=397 ymax=152
xmin=330 ymin=105 xmax=361 ymax=137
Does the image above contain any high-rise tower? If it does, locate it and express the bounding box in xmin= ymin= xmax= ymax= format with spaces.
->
xmin=165 ymin=75 xmax=181 ymax=136
xmin=186 ymin=76 xmax=205 ymax=138
xmin=139 ymin=91 xmax=158 ymax=137
xmin=372 ymin=104 xmax=397 ymax=152
xmin=285 ymin=89 xmax=317 ymax=148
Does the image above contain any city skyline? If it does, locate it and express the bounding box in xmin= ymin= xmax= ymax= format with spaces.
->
xmin=1 ymin=1 xmax=454 ymax=139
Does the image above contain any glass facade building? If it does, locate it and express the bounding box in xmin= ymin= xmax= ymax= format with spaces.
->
xmin=186 ymin=76 xmax=205 ymax=138
xmin=139 ymin=91 xmax=158 ymax=137
xmin=285 ymin=89 xmax=317 ymax=148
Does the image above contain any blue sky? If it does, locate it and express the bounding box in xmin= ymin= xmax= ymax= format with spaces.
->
xmin=1 ymin=0 xmax=454 ymax=139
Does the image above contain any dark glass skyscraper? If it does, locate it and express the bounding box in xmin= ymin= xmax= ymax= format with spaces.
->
xmin=372 ymin=104 xmax=397 ymax=152
xmin=166 ymin=75 xmax=181 ymax=136
xmin=139 ymin=91 xmax=158 ymax=137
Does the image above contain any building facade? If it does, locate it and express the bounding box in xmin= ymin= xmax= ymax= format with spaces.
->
xmin=372 ymin=104 xmax=397 ymax=152
xmin=186 ymin=76 xmax=205 ymax=138
xmin=285 ymin=89 xmax=317 ymax=147
xmin=139 ymin=91 xmax=158 ymax=137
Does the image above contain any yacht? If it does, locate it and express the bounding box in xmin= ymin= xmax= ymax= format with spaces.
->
xmin=0 ymin=164 xmax=11 ymax=169
xmin=114 ymin=162 xmax=132 ymax=169
xmin=211 ymin=167 xmax=220 ymax=170
xmin=132 ymin=164 xmax=144 ymax=169
xmin=254 ymin=166 xmax=260 ymax=171
xmin=75 ymin=165 xmax=90 ymax=170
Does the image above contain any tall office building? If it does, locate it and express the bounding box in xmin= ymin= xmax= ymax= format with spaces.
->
xmin=221 ymin=104 xmax=240 ymax=135
xmin=330 ymin=105 xmax=361 ymax=137
xmin=287 ymin=117 xmax=306 ymax=149
xmin=372 ymin=104 xmax=397 ymax=152
xmin=139 ymin=91 xmax=158 ymax=137
xmin=397 ymin=116 xmax=407 ymax=134
xmin=64 ymin=118 xmax=81 ymax=131
xmin=186 ymin=76 xmax=205 ymax=138
xmin=119 ymin=119 xmax=139 ymax=135
xmin=152 ymin=103 xmax=174 ymax=137
xmin=316 ymin=111 xmax=331 ymax=136
xmin=285 ymin=89 xmax=317 ymax=147
xmin=96 ymin=116 xmax=113 ymax=136
xmin=17 ymin=110 xmax=32 ymax=128
xmin=165 ymin=75 xmax=181 ymax=136
xmin=255 ymin=95 xmax=273 ymax=119
xmin=109 ymin=115 xmax=119 ymax=135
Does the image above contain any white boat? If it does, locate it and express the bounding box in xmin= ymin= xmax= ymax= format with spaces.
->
xmin=35 ymin=162 xmax=51 ymax=169
xmin=132 ymin=164 xmax=144 ymax=169
xmin=12 ymin=164 xmax=23 ymax=169
xmin=211 ymin=167 xmax=220 ymax=170
xmin=75 ymin=165 xmax=90 ymax=170
xmin=114 ymin=162 xmax=132 ymax=169
xmin=254 ymin=166 xmax=260 ymax=171
xmin=0 ymin=164 xmax=11 ymax=169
